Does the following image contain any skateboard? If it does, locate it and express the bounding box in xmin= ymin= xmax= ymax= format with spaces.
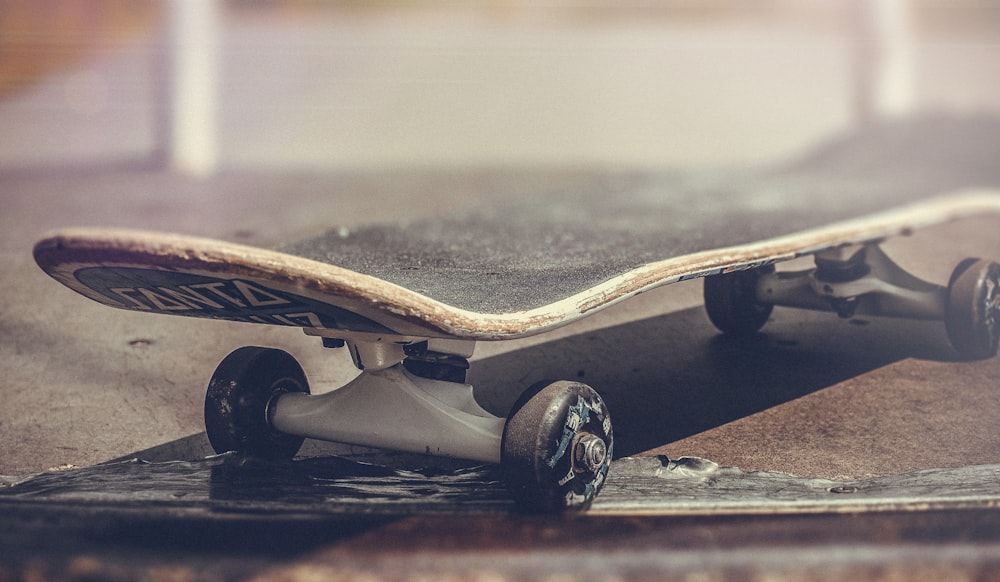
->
xmin=33 ymin=179 xmax=1000 ymax=512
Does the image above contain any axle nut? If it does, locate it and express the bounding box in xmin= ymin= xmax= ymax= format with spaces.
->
xmin=574 ymin=434 xmax=608 ymax=473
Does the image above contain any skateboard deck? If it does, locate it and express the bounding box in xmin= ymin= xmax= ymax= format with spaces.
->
xmin=31 ymin=186 xmax=1000 ymax=341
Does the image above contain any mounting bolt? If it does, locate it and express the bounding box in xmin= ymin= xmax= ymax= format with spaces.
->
xmin=574 ymin=434 xmax=608 ymax=473
xmin=829 ymin=486 xmax=858 ymax=494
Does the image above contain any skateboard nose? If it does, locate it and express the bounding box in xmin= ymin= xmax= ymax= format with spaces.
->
xmin=574 ymin=433 xmax=608 ymax=473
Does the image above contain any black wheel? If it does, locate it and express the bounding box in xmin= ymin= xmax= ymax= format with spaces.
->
xmin=205 ymin=346 xmax=310 ymax=459
xmin=703 ymin=265 xmax=775 ymax=335
xmin=501 ymin=380 xmax=613 ymax=513
xmin=945 ymin=258 xmax=1000 ymax=360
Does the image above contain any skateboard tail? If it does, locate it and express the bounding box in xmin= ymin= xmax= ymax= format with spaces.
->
xmin=32 ymin=231 xmax=458 ymax=339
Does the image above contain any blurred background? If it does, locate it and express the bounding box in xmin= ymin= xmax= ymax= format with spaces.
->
xmin=1 ymin=0 xmax=998 ymax=175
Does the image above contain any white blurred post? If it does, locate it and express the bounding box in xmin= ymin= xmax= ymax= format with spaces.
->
xmin=168 ymin=0 xmax=219 ymax=176
xmin=854 ymin=0 xmax=916 ymax=124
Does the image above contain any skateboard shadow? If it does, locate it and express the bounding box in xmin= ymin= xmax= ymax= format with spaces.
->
xmin=469 ymin=305 xmax=957 ymax=458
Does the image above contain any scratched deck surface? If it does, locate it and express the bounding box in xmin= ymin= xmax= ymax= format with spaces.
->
xmin=278 ymin=117 xmax=1000 ymax=313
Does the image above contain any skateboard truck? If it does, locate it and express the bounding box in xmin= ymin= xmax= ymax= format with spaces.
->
xmin=763 ymin=244 xmax=948 ymax=321
xmin=704 ymin=243 xmax=1000 ymax=361
xmin=270 ymin=337 xmax=503 ymax=463
xmin=203 ymin=333 xmax=614 ymax=513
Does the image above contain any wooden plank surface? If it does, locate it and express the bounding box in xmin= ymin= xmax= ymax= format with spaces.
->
xmin=3 ymin=453 xmax=1000 ymax=580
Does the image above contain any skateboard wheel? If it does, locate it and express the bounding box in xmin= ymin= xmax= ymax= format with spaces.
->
xmin=205 ymin=346 xmax=310 ymax=459
xmin=945 ymin=259 xmax=1000 ymax=360
xmin=501 ymin=380 xmax=613 ymax=513
xmin=703 ymin=265 xmax=775 ymax=335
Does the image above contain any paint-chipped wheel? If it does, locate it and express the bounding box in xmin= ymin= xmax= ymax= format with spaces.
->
xmin=945 ymin=258 xmax=1000 ymax=361
xmin=501 ymin=380 xmax=613 ymax=513
xmin=205 ymin=346 xmax=310 ymax=459
xmin=704 ymin=265 xmax=775 ymax=335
